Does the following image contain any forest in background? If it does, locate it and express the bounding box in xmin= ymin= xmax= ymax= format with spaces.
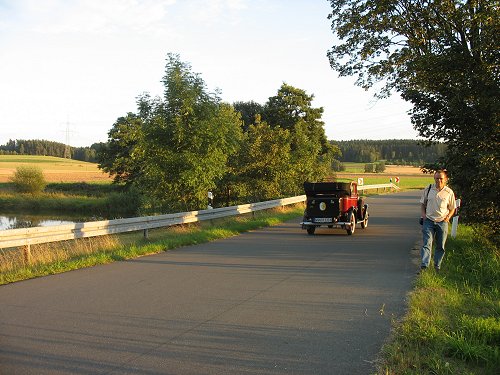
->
xmin=0 ymin=139 xmax=105 ymax=163
xmin=332 ymin=139 xmax=445 ymax=165
xmin=0 ymin=138 xmax=443 ymax=166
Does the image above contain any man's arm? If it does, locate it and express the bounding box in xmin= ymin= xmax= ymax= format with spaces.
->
xmin=421 ymin=203 xmax=427 ymax=219
xmin=444 ymin=191 xmax=457 ymax=222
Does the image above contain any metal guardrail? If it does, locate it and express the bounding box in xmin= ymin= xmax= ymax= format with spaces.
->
xmin=0 ymin=184 xmax=400 ymax=250
xmin=0 ymin=195 xmax=307 ymax=250
xmin=358 ymin=183 xmax=400 ymax=191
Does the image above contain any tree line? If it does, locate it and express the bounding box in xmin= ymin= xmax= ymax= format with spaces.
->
xmin=97 ymin=53 xmax=338 ymax=212
xmin=0 ymin=139 xmax=104 ymax=163
xmin=332 ymin=139 xmax=446 ymax=165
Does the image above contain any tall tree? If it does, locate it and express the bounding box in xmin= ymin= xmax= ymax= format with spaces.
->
xmin=264 ymin=83 xmax=324 ymax=131
xmin=97 ymin=113 xmax=144 ymax=184
xmin=135 ymin=54 xmax=243 ymax=212
xmin=233 ymin=101 xmax=265 ymax=131
xmin=264 ymin=83 xmax=340 ymax=189
xmin=327 ymin=0 xmax=499 ymax=232
xmin=230 ymin=119 xmax=292 ymax=201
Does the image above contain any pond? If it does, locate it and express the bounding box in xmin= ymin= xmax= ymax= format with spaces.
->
xmin=0 ymin=213 xmax=104 ymax=231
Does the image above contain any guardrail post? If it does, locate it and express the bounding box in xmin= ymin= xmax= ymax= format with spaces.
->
xmin=23 ymin=244 xmax=31 ymax=265
xmin=143 ymin=229 xmax=149 ymax=239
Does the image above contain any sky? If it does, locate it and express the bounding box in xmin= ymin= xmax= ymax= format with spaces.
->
xmin=0 ymin=0 xmax=421 ymax=147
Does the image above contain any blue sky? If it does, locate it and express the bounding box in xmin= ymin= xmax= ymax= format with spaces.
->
xmin=0 ymin=0 xmax=419 ymax=147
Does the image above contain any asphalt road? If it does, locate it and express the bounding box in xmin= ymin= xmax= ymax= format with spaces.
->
xmin=0 ymin=190 xmax=422 ymax=375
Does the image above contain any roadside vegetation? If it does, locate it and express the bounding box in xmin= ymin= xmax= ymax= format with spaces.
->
xmin=0 ymin=181 xmax=140 ymax=218
xmin=0 ymin=155 xmax=432 ymax=223
xmin=378 ymin=226 xmax=500 ymax=375
xmin=0 ymin=205 xmax=304 ymax=285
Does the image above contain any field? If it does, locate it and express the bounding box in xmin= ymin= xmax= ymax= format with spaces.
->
xmin=0 ymin=155 xmax=433 ymax=188
xmin=0 ymin=155 xmax=112 ymax=183
xmin=336 ymin=164 xmax=434 ymax=190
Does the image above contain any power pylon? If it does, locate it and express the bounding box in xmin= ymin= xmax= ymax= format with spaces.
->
xmin=62 ymin=121 xmax=77 ymax=159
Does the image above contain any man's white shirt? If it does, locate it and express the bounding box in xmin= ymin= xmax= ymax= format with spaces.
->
xmin=420 ymin=184 xmax=456 ymax=222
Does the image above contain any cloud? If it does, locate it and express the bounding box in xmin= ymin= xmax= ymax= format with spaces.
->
xmin=4 ymin=0 xmax=177 ymax=36
xmin=187 ymin=0 xmax=250 ymax=27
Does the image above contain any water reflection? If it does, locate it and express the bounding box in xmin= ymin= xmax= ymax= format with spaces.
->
xmin=0 ymin=214 xmax=101 ymax=231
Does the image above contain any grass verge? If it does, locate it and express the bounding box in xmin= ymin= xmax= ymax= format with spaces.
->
xmin=377 ymin=225 xmax=500 ymax=374
xmin=0 ymin=205 xmax=304 ymax=285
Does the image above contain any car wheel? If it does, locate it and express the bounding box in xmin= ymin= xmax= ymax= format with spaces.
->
xmin=307 ymin=226 xmax=316 ymax=235
xmin=361 ymin=206 xmax=368 ymax=229
xmin=347 ymin=210 xmax=356 ymax=235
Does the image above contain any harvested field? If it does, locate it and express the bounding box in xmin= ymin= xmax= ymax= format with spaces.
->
xmin=336 ymin=164 xmax=426 ymax=178
xmin=335 ymin=165 xmax=432 ymax=189
xmin=383 ymin=165 xmax=426 ymax=175
xmin=0 ymin=155 xmax=112 ymax=183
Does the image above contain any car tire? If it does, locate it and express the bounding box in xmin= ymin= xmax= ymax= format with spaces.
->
xmin=347 ymin=210 xmax=356 ymax=235
xmin=307 ymin=226 xmax=316 ymax=235
xmin=361 ymin=205 xmax=368 ymax=229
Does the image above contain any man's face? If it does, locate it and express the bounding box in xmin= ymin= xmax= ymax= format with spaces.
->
xmin=434 ymin=172 xmax=447 ymax=190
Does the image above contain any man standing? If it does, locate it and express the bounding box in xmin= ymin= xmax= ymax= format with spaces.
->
xmin=420 ymin=170 xmax=456 ymax=272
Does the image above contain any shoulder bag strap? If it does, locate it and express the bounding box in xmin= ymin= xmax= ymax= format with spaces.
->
xmin=424 ymin=184 xmax=432 ymax=207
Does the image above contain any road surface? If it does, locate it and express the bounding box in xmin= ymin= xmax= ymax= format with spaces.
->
xmin=0 ymin=190 xmax=422 ymax=374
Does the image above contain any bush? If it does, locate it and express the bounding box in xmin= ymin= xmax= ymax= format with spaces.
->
xmin=364 ymin=163 xmax=374 ymax=173
xmin=10 ymin=166 xmax=47 ymax=194
xmin=105 ymin=188 xmax=142 ymax=216
xmin=332 ymin=159 xmax=346 ymax=172
xmin=375 ymin=162 xmax=386 ymax=173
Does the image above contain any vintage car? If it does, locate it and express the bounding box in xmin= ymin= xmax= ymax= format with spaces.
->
xmin=301 ymin=181 xmax=368 ymax=235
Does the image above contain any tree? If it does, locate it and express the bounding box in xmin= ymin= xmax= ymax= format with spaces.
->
xmin=97 ymin=54 xmax=243 ymax=212
xmin=135 ymin=54 xmax=243 ymax=212
xmin=229 ymin=120 xmax=292 ymax=202
xmin=327 ymin=0 xmax=499 ymax=233
xmin=264 ymin=83 xmax=324 ymax=131
xmin=233 ymin=101 xmax=265 ymax=131
xmin=264 ymin=83 xmax=340 ymax=188
xmin=98 ymin=113 xmax=144 ymax=185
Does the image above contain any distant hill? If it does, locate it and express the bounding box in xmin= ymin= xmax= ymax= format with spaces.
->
xmin=331 ymin=139 xmax=446 ymax=165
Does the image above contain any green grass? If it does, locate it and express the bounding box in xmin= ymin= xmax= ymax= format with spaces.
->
xmin=0 ymin=205 xmax=305 ymax=285
xmin=337 ymin=175 xmax=434 ymax=190
xmin=334 ymin=162 xmax=434 ymax=190
xmin=342 ymin=162 xmax=368 ymax=173
xmin=377 ymin=225 xmax=500 ymax=374
xmin=0 ymin=190 xmax=139 ymax=217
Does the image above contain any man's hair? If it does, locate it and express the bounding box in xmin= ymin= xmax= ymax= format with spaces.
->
xmin=435 ymin=169 xmax=448 ymax=177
